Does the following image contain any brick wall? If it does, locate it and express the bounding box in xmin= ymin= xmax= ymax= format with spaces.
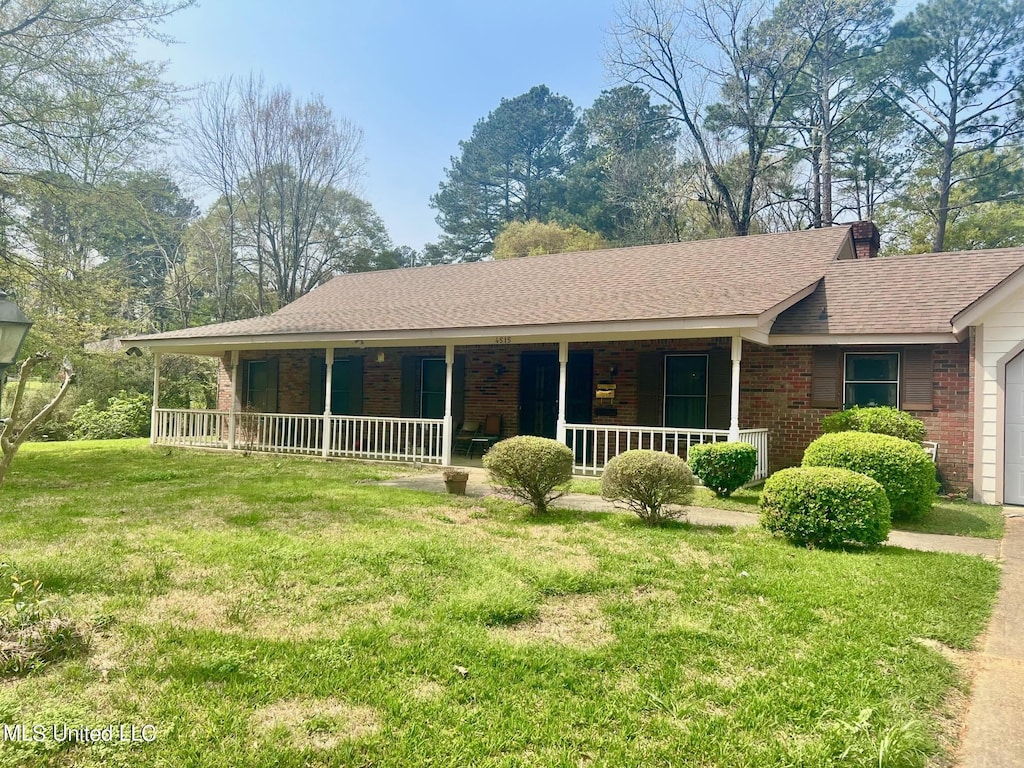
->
xmin=738 ymin=341 xmax=972 ymax=491
xmin=216 ymin=350 xmax=315 ymax=414
xmin=213 ymin=337 xmax=974 ymax=489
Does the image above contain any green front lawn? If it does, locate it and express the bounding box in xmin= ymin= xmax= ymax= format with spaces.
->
xmin=0 ymin=441 xmax=1001 ymax=767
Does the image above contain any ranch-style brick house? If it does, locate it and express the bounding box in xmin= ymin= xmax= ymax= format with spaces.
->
xmin=125 ymin=222 xmax=1024 ymax=506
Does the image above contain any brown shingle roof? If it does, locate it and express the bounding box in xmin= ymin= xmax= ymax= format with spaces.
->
xmin=772 ymin=247 xmax=1024 ymax=335
xmin=128 ymin=227 xmax=853 ymax=343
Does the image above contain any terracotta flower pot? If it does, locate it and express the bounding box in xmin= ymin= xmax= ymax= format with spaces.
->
xmin=444 ymin=478 xmax=468 ymax=495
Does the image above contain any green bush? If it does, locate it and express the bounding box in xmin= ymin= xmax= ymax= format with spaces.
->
xmin=687 ymin=441 xmax=757 ymax=497
xmin=821 ymin=406 xmax=926 ymax=443
xmin=483 ymin=436 xmax=574 ymax=514
xmin=760 ymin=467 xmax=891 ymax=547
xmin=601 ymin=450 xmax=695 ymax=525
xmin=69 ymin=391 xmax=152 ymax=440
xmin=802 ymin=431 xmax=937 ymax=520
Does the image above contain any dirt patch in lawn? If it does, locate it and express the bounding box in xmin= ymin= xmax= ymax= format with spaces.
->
xmin=252 ymin=697 xmax=381 ymax=750
xmin=489 ymin=594 xmax=612 ymax=649
xmin=669 ymin=541 xmax=725 ymax=569
xmin=142 ymin=589 xmax=401 ymax=640
xmin=408 ymin=678 xmax=445 ymax=701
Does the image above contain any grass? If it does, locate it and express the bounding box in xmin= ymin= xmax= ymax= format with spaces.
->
xmin=0 ymin=440 xmax=1002 ymax=767
xmin=570 ymin=478 xmax=1005 ymax=540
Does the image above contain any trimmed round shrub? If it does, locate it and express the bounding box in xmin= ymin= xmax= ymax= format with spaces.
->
xmin=760 ymin=466 xmax=891 ymax=547
xmin=601 ymin=450 xmax=695 ymax=525
xmin=687 ymin=441 xmax=757 ymax=497
xmin=821 ymin=406 xmax=926 ymax=443
xmin=483 ymin=436 xmax=574 ymax=515
xmin=802 ymin=431 xmax=937 ymax=520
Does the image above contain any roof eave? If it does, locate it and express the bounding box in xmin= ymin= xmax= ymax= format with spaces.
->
xmin=769 ymin=331 xmax=961 ymax=346
xmin=128 ymin=314 xmax=772 ymax=353
xmin=951 ymin=263 xmax=1024 ymax=333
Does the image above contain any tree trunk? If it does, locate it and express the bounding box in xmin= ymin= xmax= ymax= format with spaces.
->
xmin=0 ymin=354 xmax=75 ymax=487
xmin=933 ymin=122 xmax=957 ymax=252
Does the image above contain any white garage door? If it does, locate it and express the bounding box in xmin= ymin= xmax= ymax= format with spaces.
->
xmin=1007 ymin=350 xmax=1024 ymax=505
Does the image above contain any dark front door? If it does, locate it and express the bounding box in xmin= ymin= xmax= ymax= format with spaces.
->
xmin=566 ymin=351 xmax=593 ymax=424
xmin=565 ymin=351 xmax=594 ymax=462
xmin=520 ymin=352 xmax=558 ymax=437
xmin=519 ymin=351 xmax=594 ymax=439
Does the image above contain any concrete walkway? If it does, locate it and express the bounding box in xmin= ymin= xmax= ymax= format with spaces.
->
xmin=381 ymin=467 xmax=1002 ymax=558
xmin=383 ymin=469 xmax=1020 ymax=762
xmin=957 ymin=512 xmax=1024 ymax=768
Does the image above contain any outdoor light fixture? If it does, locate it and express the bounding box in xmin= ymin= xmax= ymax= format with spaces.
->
xmin=376 ymin=351 xmax=386 ymax=363
xmin=609 ymin=365 xmax=618 ymax=379
xmin=494 ymin=363 xmax=507 ymax=377
xmin=0 ymin=290 xmax=33 ymax=413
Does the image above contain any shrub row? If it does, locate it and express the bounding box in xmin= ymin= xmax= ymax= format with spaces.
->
xmin=802 ymin=431 xmax=936 ymax=520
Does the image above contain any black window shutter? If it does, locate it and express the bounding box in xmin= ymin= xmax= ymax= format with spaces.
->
xmin=238 ymin=359 xmax=249 ymax=408
xmin=348 ymin=356 xmax=364 ymax=415
xmin=310 ymin=357 xmax=326 ymax=414
xmin=902 ymin=347 xmax=934 ymax=411
xmin=400 ymin=355 xmax=419 ymax=417
xmin=811 ymin=348 xmax=841 ymax=408
xmin=452 ymin=354 xmax=466 ymax=426
xmin=706 ymin=348 xmax=731 ymax=430
xmin=266 ymin=357 xmax=280 ymax=412
xmin=636 ymin=351 xmax=664 ymax=426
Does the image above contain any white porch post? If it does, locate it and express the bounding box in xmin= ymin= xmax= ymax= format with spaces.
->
xmin=227 ymin=351 xmax=239 ymax=450
xmin=728 ymin=334 xmax=742 ymax=442
xmin=556 ymin=340 xmax=568 ymax=444
xmin=442 ymin=343 xmax=455 ymax=465
xmin=150 ymin=352 xmax=161 ymax=445
xmin=322 ymin=347 xmax=334 ymax=458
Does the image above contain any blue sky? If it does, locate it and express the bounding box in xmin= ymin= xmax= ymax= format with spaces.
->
xmin=142 ymin=0 xmax=623 ymax=253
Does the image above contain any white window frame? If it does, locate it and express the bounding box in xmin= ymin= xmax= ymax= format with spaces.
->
xmin=843 ymin=351 xmax=900 ymax=409
xmin=663 ymin=353 xmax=709 ymax=429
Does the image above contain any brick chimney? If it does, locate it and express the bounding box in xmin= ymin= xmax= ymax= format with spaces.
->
xmin=851 ymin=221 xmax=880 ymax=259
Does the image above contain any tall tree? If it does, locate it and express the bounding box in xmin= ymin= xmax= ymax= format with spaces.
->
xmin=182 ymin=76 xmax=369 ymax=312
xmin=92 ymin=172 xmax=199 ymax=330
xmin=563 ymin=85 xmax=683 ymax=244
xmin=882 ymin=0 xmax=1024 ymax=252
xmin=832 ymin=95 xmax=914 ymax=220
xmin=883 ymin=146 xmax=1024 ymax=252
xmin=778 ymin=0 xmax=893 ymax=226
xmin=0 ymin=1 xmax=191 ymax=179
xmin=431 ymin=85 xmax=576 ymax=261
xmin=609 ymin=0 xmax=821 ymax=235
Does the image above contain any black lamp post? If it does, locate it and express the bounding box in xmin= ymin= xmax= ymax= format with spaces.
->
xmin=0 ymin=290 xmax=32 ymax=418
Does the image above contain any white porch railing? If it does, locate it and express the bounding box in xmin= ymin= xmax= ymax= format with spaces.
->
xmin=327 ymin=415 xmax=444 ymax=463
xmin=235 ymin=412 xmax=325 ymax=454
xmin=152 ymin=408 xmax=444 ymax=464
xmin=565 ymin=423 xmax=770 ymax=480
xmin=154 ymin=408 xmax=228 ymax=448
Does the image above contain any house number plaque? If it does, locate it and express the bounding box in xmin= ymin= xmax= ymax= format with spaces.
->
xmin=495 ymin=336 xmax=513 ymax=345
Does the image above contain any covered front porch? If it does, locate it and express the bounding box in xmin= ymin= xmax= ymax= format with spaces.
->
xmin=147 ymin=333 xmax=770 ymax=480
